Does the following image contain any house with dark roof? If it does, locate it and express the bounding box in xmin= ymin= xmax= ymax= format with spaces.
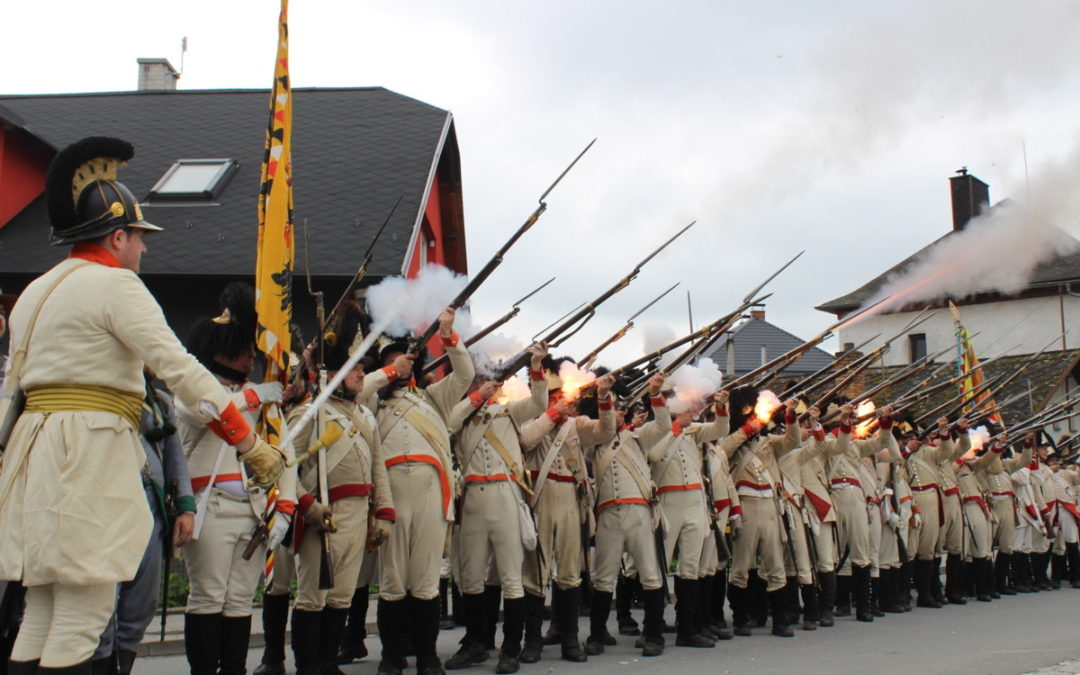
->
xmin=0 ymin=60 xmax=466 ymax=345
xmin=816 ymin=170 xmax=1080 ymax=435
xmin=700 ymin=307 xmax=834 ymax=383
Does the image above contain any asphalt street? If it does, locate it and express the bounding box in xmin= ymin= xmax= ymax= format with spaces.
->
xmin=133 ymin=586 xmax=1080 ymax=675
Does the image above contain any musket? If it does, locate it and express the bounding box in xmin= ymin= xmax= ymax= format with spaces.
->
xmin=800 ymin=347 xmax=892 ymax=422
xmin=993 ymin=390 xmax=1080 ymax=441
xmin=409 ymin=140 xmax=596 ymax=355
xmin=701 ymin=445 xmax=732 ymax=566
xmin=949 ymin=334 xmax=1064 ymax=420
xmin=159 ymin=478 xmax=178 ymax=641
xmin=577 ymin=282 xmax=680 ymax=368
xmin=322 ymin=194 xmax=402 ymax=334
xmin=887 ymin=462 xmax=910 ymax=565
xmin=421 ymin=277 xmax=556 ymax=376
xmin=912 ymin=373 xmax=1007 ymax=431
xmin=779 ymin=333 xmax=881 ymax=400
xmin=496 ymin=220 xmax=697 ymax=378
xmin=611 ymin=249 xmax=804 ymax=381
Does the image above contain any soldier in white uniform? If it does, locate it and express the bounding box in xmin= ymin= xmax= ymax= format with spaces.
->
xmin=0 ymin=137 xmax=285 ymax=673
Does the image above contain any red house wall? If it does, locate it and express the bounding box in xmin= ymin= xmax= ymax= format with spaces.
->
xmin=0 ymin=128 xmax=50 ymax=228
xmin=405 ymin=172 xmax=448 ymax=278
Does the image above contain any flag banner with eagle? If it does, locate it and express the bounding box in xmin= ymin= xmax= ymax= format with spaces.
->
xmin=950 ymin=301 xmax=1001 ymax=425
xmin=254 ymin=0 xmax=294 ymax=584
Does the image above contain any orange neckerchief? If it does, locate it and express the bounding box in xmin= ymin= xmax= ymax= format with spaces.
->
xmin=69 ymin=242 xmax=123 ymax=269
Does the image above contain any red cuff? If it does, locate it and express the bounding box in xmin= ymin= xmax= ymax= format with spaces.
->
xmin=468 ymin=391 xmax=485 ymax=408
xmin=839 ymin=423 xmax=852 ymax=435
xmin=740 ymin=423 xmax=756 ymax=436
xmin=375 ymin=507 xmax=397 ymax=523
xmin=298 ymin=493 xmax=316 ymax=514
xmin=785 ymin=412 xmax=797 ymax=425
xmin=650 ymin=395 xmax=667 ymax=408
xmin=1023 ymin=440 xmax=1034 ymax=449
xmin=716 ymin=404 xmax=728 ymax=417
xmin=441 ymin=332 xmax=460 ymax=347
xmin=598 ymin=397 xmax=614 ymax=411
xmin=529 ymin=368 xmax=545 ymax=382
xmin=812 ymin=429 xmax=825 ymax=442
xmin=546 ymin=408 xmax=564 ymax=425
xmin=672 ymin=422 xmax=684 ymax=436
xmin=879 ymin=417 xmax=893 ymax=430
xmin=243 ymin=388 xmax=261 ymax=410
xmin=731 ymin=505 xmax=744 ymax=516
xmin=381 ymin=365 xmax=399 ymax=381
xmin=206 ymin=402 xmax=251 ymax=446
xmin=991 ymin=445 xmax=1004 ymax=454
xmin=275 ymin=500 xmax=296 ymax=517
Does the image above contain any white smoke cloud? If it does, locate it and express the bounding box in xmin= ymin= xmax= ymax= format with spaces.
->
xmin=669 ymin=357 xmax=723 ymax=414
xmin=365 ymin=264 xmax=468 ymax=337
xmin=456 ymin=308 xmax=527 ymax=380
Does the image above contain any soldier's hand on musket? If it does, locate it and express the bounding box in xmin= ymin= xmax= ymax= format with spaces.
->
xmin=1025 ymin=431 xmax=1037 ymax=445
xmin=937 ymin=416 xmax=949 ymax=430
xmin=784 ymin=398 xmax=797 ymax=413
xmin=304 ymin=502 xmax=336 ymax=532
xmin=553 ymin=398 xmax=574 ymax=418
xmin=528 ymin=341 xmax=549 ymax=369
xmin=391 ymin=353 xmax=416 ymax=379
xmin=370 ymin=517 xmax=393 ymax=548
xmin=955 ymin=417 xmax=969 ymax=431
xmin=245 ymin=381 xmax=284 ymax=409
xmin=476 ymin=380 xmax=499 ymax=402
xmin=808 ymin=406 xmax=821 ymax=421
xmin=267 ymin=513 xmax=291 ymax=550
xmin=237 ymin=436 xmax=287 ymax=489
xmin=596 ymin=374 xmax=615 ymax=398
xmin=878 ymin=404 xmax=894 ymax=419
xmin=840 ymin=403 xmax=854 ymax=424
xmin=632 ymin=410 xmax=648 ymax=427
xmin=174 ymin=512 xmax=195 ymax=548
xmin=712 ymin=389 xmax=729 ymax=408
xmin=438 ymin=307 xmax=456 ymax=337
xmin=647 ymin=373 xmax=665 ymax=395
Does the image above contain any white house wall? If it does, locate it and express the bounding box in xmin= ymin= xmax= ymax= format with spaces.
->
xmin=836 ymin=294 xmax=1080 ymax=368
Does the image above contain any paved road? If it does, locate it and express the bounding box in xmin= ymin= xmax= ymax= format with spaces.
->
xmin=133 ymin=587 xmax=1080 ymax=674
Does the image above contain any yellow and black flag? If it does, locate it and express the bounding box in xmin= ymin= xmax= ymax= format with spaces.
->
xmin=254 ymin=0 xmax=294 ymax=582
xmin=950 ymin=301 xmax=1001 ymax=425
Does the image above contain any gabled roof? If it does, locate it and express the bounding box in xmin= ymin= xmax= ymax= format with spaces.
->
xmin=816 ymin=201 xmax=1080 ymax=315
xmin=0 ymin=88 xmax=458 ymax=278
xmin=702 ymin=316 xmax=834 ymax=377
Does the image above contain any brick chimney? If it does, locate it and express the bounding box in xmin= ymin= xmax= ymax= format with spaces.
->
xmin=949 ymin=167 xmax=989 ymax=232
xmin=137 ymin=58 xmax=179 ymax=91
xmin=750 ymin=305 xmax=765 ymax=321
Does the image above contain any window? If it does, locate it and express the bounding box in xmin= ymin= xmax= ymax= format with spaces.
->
xmin=147 ymin=159 xmax=238 ymax=201
xmin=909 ymin=333 xmax=927 ymax=363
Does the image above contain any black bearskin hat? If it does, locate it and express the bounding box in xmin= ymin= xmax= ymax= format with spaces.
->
xmin=45 ymin=136 xmax=163 ymax=245
xmin=324 ymin=301 xmax=373 ymax=372
xmin=728 ymin=384 xmax=759 ymax=431
xmin=185 ymin=282 xmax=256 ymax=367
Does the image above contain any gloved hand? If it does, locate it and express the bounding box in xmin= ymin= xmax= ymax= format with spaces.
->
xmin=303 ymin=502 xmax=336 ymax=532
xmin=886 ymin=512 xmax=901 ymax=530
xmin=912 ymin=511 xmax=923 ymax=529
xmin=730 ymin=513 xmax=742 ymax=534
xmin=239 ymin=437 xmax=286 ymax=489
xmin=369 ymin=518 xmax=393 ymax=548
xmin=266 ymin=512 xmax=291 ymax=550
xmin=244 ymin=382 xmax=285 ymax=409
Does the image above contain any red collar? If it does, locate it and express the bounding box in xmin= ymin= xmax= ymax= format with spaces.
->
xmin=68 ymin=242 xmax=124 ymax=269
xmin=1028 ymin=460 xmax=1041 ymax=471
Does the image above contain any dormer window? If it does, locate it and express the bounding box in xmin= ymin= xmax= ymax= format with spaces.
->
xmin=147 ymin=158 xmax=238 ymax=202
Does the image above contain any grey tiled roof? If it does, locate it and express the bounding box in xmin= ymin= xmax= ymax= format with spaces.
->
xmin=0 ymin=88 xmax=453 ymax=279
xmin=701 ymin=317 xmax=835 ymax=378
xmin=816 ymin=201 xmax=1080 ymax=314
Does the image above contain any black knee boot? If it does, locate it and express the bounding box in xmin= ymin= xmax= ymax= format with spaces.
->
xmin=339 ymin=586 xmax=371 ymax=664
xmin=974 ymin=558 xmax=994 ymax=602
xmin=1067 ymin=543 xmax=1080 ymax=588
xmin=412 ymin=596 xmax=445 ymax=675
xmin=674 ymin=577 xmax=713 ymax=647
xmin=834 ymin=575 xmax=852 ymax=617
xmin=496 ymin=596 xmax=525 ymax=674
xmin=319 ymin=607 xmax=350 ymax=675
xmin=440 ymin=578 xmax=455 ymax=630
xmin=185 ymin=612 xmax=223 ymax=675
xmin=1034 ymin=551 xmax=1053 ymax=590
xmin=767 ymin=587 xmax=794 ymax=638
xmin=881 ymin=568 xmax=903 ymax=613
xmin=255 ymin=593 xmax=290 ymax=675
xmin=640 ymin=587 xmax=666 ymax=656
xmin=784 ymin=576 xmax=801 ymax=627
xmin=377 ymin=599 xmax=408 ymax=675
xmin=818 ymin=571 xmax=836 ymax=627
xmin=584 ymin=589 xmax=613 ymax=655
xmin=557 ymin=586 xmax=587 ymax=662
xmin=748 ymin=571 xmax=768 ymax=627
xmin=615 ymin=575 xmax=639 ymax=635
xmin=445 ymin=593 xmax=488 ymax=669
xmin=916 ymin=559 xmax=942 ymax=608
xmin=870 ymin=574 xmax=884 ymax=617
xmin=451 ymin=580 xmax=465 ymax=626
xmin=852 ymin=565 xmax=873 ymax=622
xmin=996 ymin=552 xmax=1015 ymax=594
xmin=219 ymin=615 xmax=252 ymax=675
xmin=800 ymin=583 xmax=819 ymax=630
xmin=945 ymin=554 xmax=967 ymax=605
xmin=519 ymin=593 xmax=545 ymax=664
xmin=930 ymin=556 xmax=945 ymax=603
xmin=483 ymin=585 xmax=502 ymax=650
xmin=697 ymin=576 xmax=721 ymax=640
xmin=898 ymin=561 xmax=914 ymax=611
xmin=712 ymin=570 xmax=729 ymax=630
xmin=728 ymin=583 xmax=751 ymax=636
xmin=291 ymin=608 xmax=322 ymax=675
xmin=1051 ymin=553 xmax=1067 ymax=590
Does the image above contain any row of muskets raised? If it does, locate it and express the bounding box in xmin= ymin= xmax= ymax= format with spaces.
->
xmin=264 ymin=139 xmax=1080 ymax=597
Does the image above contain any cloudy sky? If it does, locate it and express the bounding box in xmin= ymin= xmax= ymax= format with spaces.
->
xmin=5 ymin=0 xmax=1080 ymax=369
